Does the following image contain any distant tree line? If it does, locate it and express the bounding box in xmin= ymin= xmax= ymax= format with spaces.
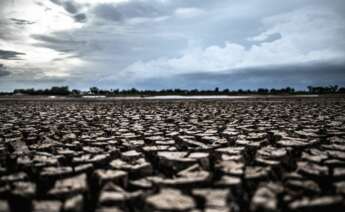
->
xmin=12 ymin=86 xmax=71 ymax=95
xmin=0 ymin=85 xmax=345 ymax=96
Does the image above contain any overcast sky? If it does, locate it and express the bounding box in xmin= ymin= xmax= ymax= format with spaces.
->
xmin=0 ymin=0 xmax=345 ymax=91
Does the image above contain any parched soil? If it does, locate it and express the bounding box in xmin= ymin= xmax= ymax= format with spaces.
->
xmin=0 ymin=98 xmax=345 ymax=212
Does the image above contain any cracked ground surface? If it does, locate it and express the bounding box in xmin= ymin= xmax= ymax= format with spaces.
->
xmin=0 ymin=97 xmax=345 ymax=212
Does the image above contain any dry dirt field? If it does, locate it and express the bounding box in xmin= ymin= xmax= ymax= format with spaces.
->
xmin=0 ymin=97 xmax=345 ymax=212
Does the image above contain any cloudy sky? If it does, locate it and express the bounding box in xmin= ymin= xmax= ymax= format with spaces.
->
xmin=0 ymin=0 xmax=345 ymax=91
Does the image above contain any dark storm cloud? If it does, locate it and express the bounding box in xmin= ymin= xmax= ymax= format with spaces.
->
xmin=0 ymin=49 xmax=25 ymax=60
xmin=49 ymin=0 xmax=87 ymax=22
xmin=135 ymin=62 xmax=345 ymax=90
xmin=0 ymin=64 xmax=10 ymax=77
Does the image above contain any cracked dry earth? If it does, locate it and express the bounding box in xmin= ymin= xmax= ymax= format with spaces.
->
xmin=0 ymin=98 xmax=345 ymax=212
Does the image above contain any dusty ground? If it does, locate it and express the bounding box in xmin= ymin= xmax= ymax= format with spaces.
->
xmin=0 ymin=97 xmax=345 ymax=212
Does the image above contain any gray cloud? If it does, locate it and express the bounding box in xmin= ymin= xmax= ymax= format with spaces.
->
xmin=31 ymin=34 xmax=87 ymax=54
xmin=91 ymin=0 xmax=207 ymax=22
xmin=50 ymin=0 xmax=77 ymax=13
xmin=0 ymin=49 xmax=25 ymax=60
xmin=0 ymin=64 xmax=10 ymax=77
xmin=93 ymin=4 xmax=123 ymax=22
xmin=49 ymin=0 xmax=87 ymax=22
xmin=73 ymin=13 xmax=87 ymax=22
xmin=92 ymin=1 xmax=165 ymax=23
xmin=1 ymin=0 xmax=345 ymax=90
xmin=115 ymin=1 xmax=162 ymax=18
xmin=0 ymin=1 xmax=17 ymax=40
xmin=131 ymin=62 xmax=345 ymax=90
xmin=10 ymin=18 xmax=35 ymax=25
xmin=0 ymin=64 xmax=69 ymax=91
xmin=0 ymin=0 xmax=12 ymax=11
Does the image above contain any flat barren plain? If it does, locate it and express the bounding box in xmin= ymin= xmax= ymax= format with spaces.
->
xmin=0 ymin=97 xmax=345 ymax=212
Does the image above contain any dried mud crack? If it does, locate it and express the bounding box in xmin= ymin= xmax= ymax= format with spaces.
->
xmin=0 ymin=98 xmax=345 ymax=212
